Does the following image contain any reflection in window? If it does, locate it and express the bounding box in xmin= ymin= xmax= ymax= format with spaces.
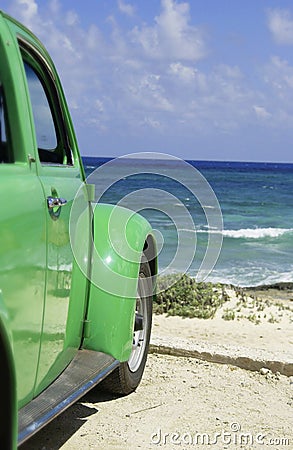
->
xmin=0 ymin=84 xmax=13 ymax=163
xmin=24 ymin=63 xmax=58 ymax=152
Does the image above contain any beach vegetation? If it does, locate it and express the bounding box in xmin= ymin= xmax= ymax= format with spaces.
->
xmin=222 ymin=308 xmax=235 ymax=321
xmin=154 ymin=273 xmax=228 ymax=319
xmin=268 ymin=313 xmax=279 ymax=324
xmin=247 ymin=313 xmax=261 ymax=325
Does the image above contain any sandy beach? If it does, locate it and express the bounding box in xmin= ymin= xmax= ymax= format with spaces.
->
xmin=21 ymin=284 xmax=293 ymax=450
xmin=153 ymin=285 xmax=293 ymax=356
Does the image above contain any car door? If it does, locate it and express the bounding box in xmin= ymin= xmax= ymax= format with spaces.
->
xmin=0 ymin=51 xmax=46 ymax=407
xmin=19 ymin=40 xmax=90 ymax=395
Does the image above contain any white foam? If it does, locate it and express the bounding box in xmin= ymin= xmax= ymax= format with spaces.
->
xmin=180 ymin=227 xmax=293 ymax=239
xmin=222 ymin=227 xmax=293 ymax=239
xmin=207 ymin=270 xmax=293 ymax=287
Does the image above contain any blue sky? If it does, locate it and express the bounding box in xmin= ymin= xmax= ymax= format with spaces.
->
xmin=3 ymin=0 xmax=293 ymax=162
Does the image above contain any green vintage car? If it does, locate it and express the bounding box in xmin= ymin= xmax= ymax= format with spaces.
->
xmin=0 ymin=11 xmax=157 ymax=449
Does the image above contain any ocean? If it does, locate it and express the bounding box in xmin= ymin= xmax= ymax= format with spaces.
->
xmin=82 ymin=156 xmax=293 ymax=287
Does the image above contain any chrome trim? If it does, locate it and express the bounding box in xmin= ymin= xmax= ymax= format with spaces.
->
xmin=18 ymin=351 xmax=119 ymax=445
xmin=17 ymin=35 xmax=56 ymax=80
xmin=47 ymin=196 xmax=67 ymax=209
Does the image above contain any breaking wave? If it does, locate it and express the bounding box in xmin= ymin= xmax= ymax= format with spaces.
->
xmin=181 ymin=227 xmax=293 ymax=239
xmin=222 ymin=227 xmax=293 ymax=239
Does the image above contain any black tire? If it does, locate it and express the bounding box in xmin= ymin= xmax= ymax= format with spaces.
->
xmin=100 ymin=255 xmax=153 ymax=395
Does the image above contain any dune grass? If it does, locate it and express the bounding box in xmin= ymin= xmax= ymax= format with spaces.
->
xmin=154 ymin=273 xmax=229 ymax=319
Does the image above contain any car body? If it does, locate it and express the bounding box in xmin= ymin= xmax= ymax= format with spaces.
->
xmin=0 ymin=11 xmax=157 ymax=449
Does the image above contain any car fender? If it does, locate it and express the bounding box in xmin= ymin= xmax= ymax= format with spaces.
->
xmin=83 ymin=203 xmax=157 ymax=361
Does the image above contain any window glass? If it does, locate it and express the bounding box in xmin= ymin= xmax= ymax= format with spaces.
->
xmin=0 ymin=84 xmax=13 ymax=163
xmin=20 ymin=41 xmax=73 ymax=166
xmin=24 ymin=62 xmax=58 ymax=152
xmin=0 ymin=86 xmax=5 ymax=141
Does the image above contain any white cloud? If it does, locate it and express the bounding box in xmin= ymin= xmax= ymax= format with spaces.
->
xmin=65 ymin=10 xmax=79 ymax=27
xmin=264 ymin=56 xmax=293 ymax=94
xmin=259 ymin=55 xmax=293 ymax=128
xmin=7 ymin=0 xmax=293 ymax=156
xmin=140 ymin=117 xmax=162 ymax=129
xmin=95 ymin=100 xmax=104 ymax=113
xmin=85 ymin=25 xmax=103 ymax=51
xmin=215 ymin=64 xmax=243 ymax=79
xmin=128 ymin=73 xmax=173 ymax=112
xmin=12 ymin=0 xmax=38 ymax=27
xmin=253 ymin=105 xmax=271 ymax=119
xmin=6 ymin=0 xmax=257 ymax=142
xmin=267 ymin=8 xmax=293 ymax=45
xmin=131 ymin=0 xmax=206 ymax=61
xmin=117 ymin=0 xmax=135 ymax=17
xmin=169 ymin=62 xmax=197 ymax=82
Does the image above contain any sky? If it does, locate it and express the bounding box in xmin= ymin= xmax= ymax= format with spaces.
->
xmin=2 ymin=0 xmax=293 ymax=162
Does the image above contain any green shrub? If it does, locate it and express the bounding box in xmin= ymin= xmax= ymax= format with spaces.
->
xmin=222 ymin=308 xmax=235 ymax=321
xmin=154 ymin=273 xmax=228 ymax=319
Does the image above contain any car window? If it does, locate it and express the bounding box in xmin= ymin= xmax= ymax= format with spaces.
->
xmin=20 ymin=44 xmax=73 ymax=166
xmin=0 ymin=84 xmax=13 ymax=163
xmin=24 ymin=63 xmax=58 ymax=153
xmin=24 ymin=60 xmax=67 ymax=165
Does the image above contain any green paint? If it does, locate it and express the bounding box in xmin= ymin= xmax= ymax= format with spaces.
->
xmin=0 ymin=10 xmax=156 ymax=448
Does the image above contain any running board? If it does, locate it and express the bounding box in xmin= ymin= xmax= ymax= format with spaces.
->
xmin=18 ymin=350 xmax=119 ymax=445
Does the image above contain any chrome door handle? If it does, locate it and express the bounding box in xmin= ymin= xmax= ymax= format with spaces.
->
xmin=47 ymin=196 xmax=67 ymax=209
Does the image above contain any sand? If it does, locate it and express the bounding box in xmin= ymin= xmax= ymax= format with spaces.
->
xmin=152 ymin=287 xmax=293 ymax=356
xmin=20 ymin=286 xmax=293 ymax=450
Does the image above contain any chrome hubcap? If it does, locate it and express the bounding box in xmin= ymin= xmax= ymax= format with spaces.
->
xmin=128 ymin=274 xmax=148 ymax=372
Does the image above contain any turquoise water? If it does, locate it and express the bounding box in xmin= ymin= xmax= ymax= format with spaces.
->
xmin=83 ymin=157 xmax=293 ymax=286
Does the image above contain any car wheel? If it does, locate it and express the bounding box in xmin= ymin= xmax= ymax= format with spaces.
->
xmin=100 ymin=255 xmax=153 ymax=395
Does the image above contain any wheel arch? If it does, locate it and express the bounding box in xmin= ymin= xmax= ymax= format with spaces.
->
xmin=144 ymin=233 xmax=157 ymax=286
xmin=83 ymin=203 xmax=157 ymax=362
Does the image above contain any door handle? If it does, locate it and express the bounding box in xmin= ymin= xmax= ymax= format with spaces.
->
xmin=47 ymin=196 xmax=67 ymax=209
